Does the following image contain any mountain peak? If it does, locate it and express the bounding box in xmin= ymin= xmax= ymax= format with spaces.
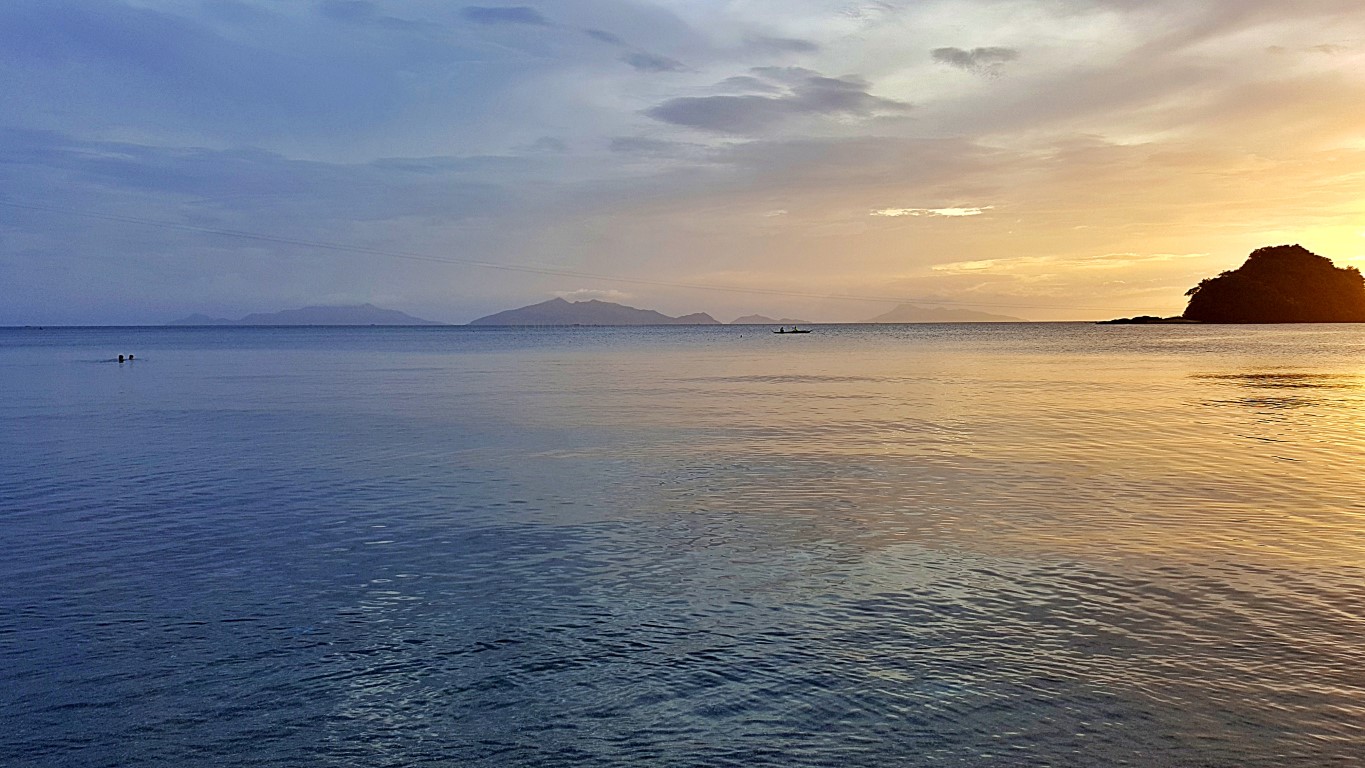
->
xmin=469 ymin=298 xmax=722 ymax=326
xmin=731 ymin=314 xmax=812 ymax=325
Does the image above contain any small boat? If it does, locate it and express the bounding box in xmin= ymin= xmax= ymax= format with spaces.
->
xmin=773 ymin=326 xmax=812 ymax=334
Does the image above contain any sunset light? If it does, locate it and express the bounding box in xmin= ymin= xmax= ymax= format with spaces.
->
xmin=3 ymin=1 xmax=1364 ymax=323
xmin=5 ymin=3 xmax=1365 ymax=767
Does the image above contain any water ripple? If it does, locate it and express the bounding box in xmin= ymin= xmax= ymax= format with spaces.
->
xmin=4 ymin=325 xmax=1365 ymax=766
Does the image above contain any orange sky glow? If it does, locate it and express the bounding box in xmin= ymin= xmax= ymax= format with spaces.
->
xmin=2 ymin=0 xmax=1363 ymax=323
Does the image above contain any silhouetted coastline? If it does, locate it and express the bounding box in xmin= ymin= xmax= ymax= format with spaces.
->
xmin=1098 ymin=316 xmax=1199 ymax=324
xmin=1104 ymin=245 xmax=1365 ymax=324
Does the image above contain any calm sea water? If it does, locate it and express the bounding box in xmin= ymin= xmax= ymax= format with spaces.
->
xmin=3 ymin=323 xmax=1364 ymax=767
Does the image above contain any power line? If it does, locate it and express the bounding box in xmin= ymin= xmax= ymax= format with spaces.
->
xmin=0 ymin=199 xmax=1158 ymax=313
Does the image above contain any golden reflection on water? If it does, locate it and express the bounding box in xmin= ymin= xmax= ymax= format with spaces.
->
xmin=498 ymin=327 xmax=1365 ymax=571
xmin=8 ymin=325 xmax=1365 ymax=764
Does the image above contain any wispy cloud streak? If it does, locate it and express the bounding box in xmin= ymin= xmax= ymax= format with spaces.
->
xmin=872 ymin=207 xmax=993 ymax=218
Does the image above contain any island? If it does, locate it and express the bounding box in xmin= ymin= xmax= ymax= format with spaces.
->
xmin=468 ymin=298 xmax=720 ymax=326
xmin=1180 ymin=245 xmax=1365 ymax=323
xmin=168 ymin=304 xmax=443 ymax=326
xmin=731 ymin=314 xmax=813 ymax=325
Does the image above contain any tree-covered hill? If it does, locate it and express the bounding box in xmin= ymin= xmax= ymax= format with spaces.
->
xmin=1183 ymin=245 xmax=1365 ymax=323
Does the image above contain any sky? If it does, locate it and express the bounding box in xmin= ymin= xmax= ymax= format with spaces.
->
xmin=2 ymin=0 xmax=1364 ymax=324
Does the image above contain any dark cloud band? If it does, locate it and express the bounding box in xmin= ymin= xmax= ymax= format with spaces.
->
xmin=646 ymin=68 xmax=910 ymax=133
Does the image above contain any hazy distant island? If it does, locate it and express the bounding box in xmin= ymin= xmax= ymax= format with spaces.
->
xmin=1104 ymin=244 xmax=1365 ymax=324
xmin=469 ymin=298 xmax=1029 ymax=326
xmin=168 ymin=304 xmax=443 ymax=326
xmin=469 ymin=298 xmax=720 ymax=326
xmin=862 ymin=304 xmax=1025 ymax=323
xmin=731 ymin=314 xmax=814 ymax=325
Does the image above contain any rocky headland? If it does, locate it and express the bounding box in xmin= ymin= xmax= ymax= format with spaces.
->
xmin=1104 ymin=244 xmax=1365 ymax=324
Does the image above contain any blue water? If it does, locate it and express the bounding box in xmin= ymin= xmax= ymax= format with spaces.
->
xmin=3 ymin=324 xmax=1364 ymax=766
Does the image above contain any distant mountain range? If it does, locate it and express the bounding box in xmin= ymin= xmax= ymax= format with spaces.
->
xmin=469 ymin=298 xmax=720 ymax=325
xmin=468 ymin=298 xmax=1025 ymax=325
xmin=862 ymin=304 xmax=1025 ymax=323
xmin=168 ymin=299 xmax=1024 ymax=328
xmin=168 ymin=304 xmax=443 ymax=326
xmin=731 ymin=314 xmax=813 ymax=325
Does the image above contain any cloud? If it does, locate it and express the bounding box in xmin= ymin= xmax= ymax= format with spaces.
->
xmin=931 ymin=46 xmax=1020 ymax=76
xmin=583 ymin=28 xmax=624 ymax=45
xmin=645 ymin=68 xmax=910 ymax=133
xmin=317 ymin=0 xmax=425 ymax=30
xmin=931 ymin=252 xmax=1208 ymax=274
xmin=0 ymin=129 xmax=520 ymax=224
xmin=840 ymin=2 xmax=899 ymax=22
xmin=1089 ymin=252 xmax=1208 ymax=266
xmin=1267 ymin=43 xmax=1350 ymax=57
xmin=521 ymin=136 xmax=567 ymax=153
xmin=609 ymin=136 xmax=693 ymax=155
xmin=744 ymin=36 xmax=821 ymax=55
xmin=621 ymin=51 xmax=686 ymax=72
xmin=460 ymin=6 xmax=548 ymax=26
xmin=0 ymin=128 xmax=542 ymax=323
xmin=0 ymin=0 xmax=467 ymax=145
xmin=931 ymin=259 xmax=1004 ymax=272
xmin=871 ymin=206 xmax=993 ymax=217
xmin=713 ymin=75 xmax=784 ymax=94
xmin=644 ymin=96 xmax=784 ymax=133
xmin=577 ymin=18 xmax=691 ymax=74
xmin=6 ymin=0 xmax=1365 ymax=324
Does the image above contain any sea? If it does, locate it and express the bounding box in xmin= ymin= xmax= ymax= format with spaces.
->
xmin=2 ymin=323 xmax=1363 ymax=767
